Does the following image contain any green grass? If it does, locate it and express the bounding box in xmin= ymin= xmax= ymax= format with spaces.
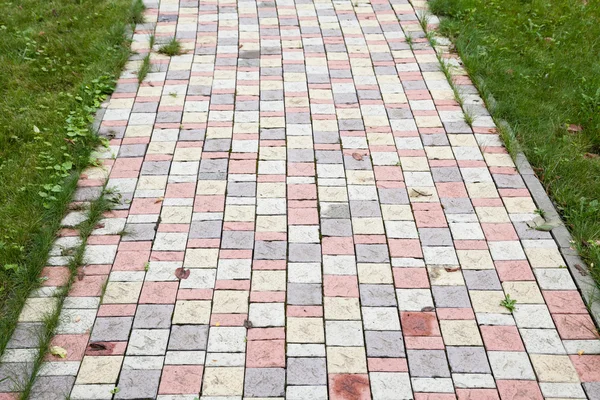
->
xmin=158 ymin=37 xmax=183 ymax=56
xmin=0 ymin=0 xmax=143 ymax=354
xmin=429 ymin=0 xmax=600 ymax=286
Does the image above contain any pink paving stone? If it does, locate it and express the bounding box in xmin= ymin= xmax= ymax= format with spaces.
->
xmin=480 ymin=325 xmax=525 ymax=351
xmin=453 ymin=240 xmax=488 ymax=250
xmin=543 ymin=290 xmax=588 ymax=314
xmin=214 ymin=280 xmax=250 ymax=290
xmin=353 ymin=235 xmax=387 ymax=244
xmin=97 ymin=304 xmax=137 ymax=317
xmin=496 ymin=380 xmax=543 ymax=400
xmin=401 ymin=312 xmax=441 ymax=337
xmin=118 ymin=241 xmax=152 ymax=251
xmin=165 ymin=182 xmax=196 ymax=198
xmin=494 ymin=260 xmax=535 ymax=281
xmin=287 ymin=306 xmax=323 ymax=317
xmin=393 ymin=267 xmax=430 ymax=288
xmin=210 ymin=314 xmax=247 ymax=326
xmin=554 ymin=314 xmax=598 ymax=339
xmin=193 ymin=195 xmax=225 ymax=212
xmin=250 ymin=291 xmax=286 ymax=302
xmin=329 ymin=374 xmax=371 ymax=400
xmin=46 ymin=335 xmax=89 ymax=361
xmin=87 ymin=235 xmax=120 ymax=245
xmin=323 ymin=275 xmax=360 ymax=297
xmin=40 ymin=267 xmax=70 ymax=287
xmin=69 ymin=274 xmax=107 ymax=297
xmin=150 ymin=251 xmax=184 ymax=261
xmin=388 ymin=239 xmax=423 ymax=258
xmin=436 ymin=182 xmax=468 ymax=198
xmin=113 ymin=250 xmax=150 ymax=271
xmin=246 ymin=340 xmax=286 ymax=368
xmin=322 ymin=237 xmax=355 ymax=255
xmin=570 ymin=355 xmax=600 ymax=382
xmin=288 ymin=184 xmax=317 ymax=200
xmin=481 ymin=223 xmax=519 ymax=241
xmin=158 ymin=366 xmax=203 ymax=395
xmin=129 ymin=198 xmax=163 ymax=214
xmin=456 ymin=389 xmax=499 ymax=400
xmin=367 ymin=358 xmax=408 ymax=372
xmin=414 ymin=209 xmax=448 ymax=228
xmin=139 ymin=281 xmax=179 ymax=304
xmin=84 ymin=341 xmax=127 ymax=356
xmin=288 ymin=208 xmax=319 ymax=224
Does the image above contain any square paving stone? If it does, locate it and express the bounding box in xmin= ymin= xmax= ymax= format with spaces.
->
xmin=168 ymin=325 xmax=209 ymax=351
xmin=447 ymin=346 xmax=491 ymax=373
xmin=0 ymin=363 xmax=33 ymax=391
xmin=127 ymin=329 xmax=170 ymax=355
xmin=244 ymin=368 xmax=285 ymax=397
xmin=114 ymin=369 xmax=161 ymax=399
xmin=365 ymin=330 xmax=405 ymax=357
xmin=407 ymin=350 xmax=451 ymax=378
xmin=120 ymin=224 xmax=156 ymax=242
xmin=90 ymin=317 xmax=133 ymax=342
xmin=359 ymin=284 xmax=397 ymax=307
xmin=133 ymin=305 xmax=174 ymax=329
xmin=287 ymin=358 xmax=327 ymax=385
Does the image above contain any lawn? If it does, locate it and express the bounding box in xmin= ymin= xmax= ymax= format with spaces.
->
xmin=0 ymin=0 xmax=142 ymax=353
xmin=429 ymin=0 xmax=600 ymax=286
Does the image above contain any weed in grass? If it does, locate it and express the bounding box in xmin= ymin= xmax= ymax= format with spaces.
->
xmin=463 ymin=107 xmax=475 ymax=126
xmin=158 ymin=37 xmax=183 ymax=56
xmin=131 ymin=0 xmax=146 ymax=25
xmin=138 ymin=54 xmax=151 ymax=83
xmin=149 ymin=34 xmax=156 ymax=49
xmin=0 ymin=0 xmax=137 ymax=355
xmin=429 ymin=0 xmax=600 ymax=289
xmin=405 ymin=33 xmax=414 ymax=48
xmin=19 ymin=189 xmax=113 ymax=398
xmin=500 ymin=294 xmax=517 ymax=312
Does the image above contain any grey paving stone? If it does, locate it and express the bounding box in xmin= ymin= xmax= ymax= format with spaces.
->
xmin=221 ymin=230 xmax=255 ymax=249
xmin=431 ymin=285 xmax=472 ymax=308
xmin=189 ymin=220 xmax=223 ymax=239
xmin=378 ymin=188 xmax=409 ymax=204
xmin=118 ymin=144 xmax=147 ymax=158
xmin=141 ymin=161 xmax=171 ymax=175
xmin=288 ymin=283 xmax=323 ymax=305
xmin=320 ymin=203 xmax=350 ymax=219
xmin=0 ymin=362 xmax=32 ymax=391
xmin=6 ymin=323 xmax=44 ymax=349
xmin=431 ymin=167 xmax=462 ymax=182
xmin=360 ymin=284 xmax=397 ymax=307
xmin=254 ymin=241 xmax=287 ymax=260
xmin=91 ymin=317 xmax=133 ymax=342
xmin=419 ymin=228 xmax=453 ymax=246
xmin=114 ymin=369 xmax=161 ymax=399
xmin=168 ymin=325 xmax=209 ymax=350
xmin=350 ymin=201 xmax=382 ymax=217
xmin=121 ymin=223 xmax=156 ymax=241
xmin=356 ymin=244 xmax=390 ymax=263
xmin=407 ymin=350 xmax=451 ymax=377
xmin=227 ymin=182 xmax=256 ymax=197
xmin=447 ymin=346 xmax=491 ymax=373
xmin=133 ymin=305 xmax=174 ymax=329
xmin=288 ymin=244 xmax=321 ymax=262
xmin=365 ymin=330 xmax=405 ymax=357
xmin=463 ymin=270 xmax=502 ymax=290
xmin=321 ymin=219 xmax=353 ymax=237
xmin=30 ymin=375 xmax=75 ymax=400
xmin=287 ymin=358 xmax=327 ymax=385
xmin=244 ymin=368 xmax=285 ymax=397
xmin=440 ymin=197 xmax=475 ymax=214
xmin=315 ymin=150 xmax=343 ymax=164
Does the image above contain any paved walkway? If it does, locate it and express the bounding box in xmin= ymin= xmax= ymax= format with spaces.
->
xmin=2 ymin=0 xmax=600 ymax=398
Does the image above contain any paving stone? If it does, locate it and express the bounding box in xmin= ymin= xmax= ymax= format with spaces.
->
xmin=407 ymin=350 xmax=451 ymax=377
xmin=359 ymin=284 xmax=397 ymax=307
xmin=447 ymin=346 xmax=491 ymax=373
xmin=244 ymin=368 xmax=285 ymax=397
xmin=114 ymin=369 xmax=161 ymax=399
xmin=365 ymin=330 xmax=405 ymax=357
xmin=91 ymin=317 xmax=133 ymax=342
xmin=133 ymin=305 xmax=174 ymax=329
xmin=287 ymin=358 xmax=327 ymax=385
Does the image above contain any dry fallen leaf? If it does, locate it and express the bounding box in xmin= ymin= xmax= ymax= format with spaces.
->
xmin=50 ymin=345 xmax=67 ymax=358
xmin=444 ymin=267 xmax=460 ymax=273
xmin=174 ymin=267 xmax=191 ymax=280
xmin=89 ymin=343 xmax=107 ymax=351
xmin=578 ymin=350 xmax=585 ymax=356
xmin=154 ymin=197 xmax=164 ymax=204
xmin=584 ymin=153 xmax=599 ymax=159
xmin=74 ymin=316 xmax=81 ymax=323
xmin=567 ymin=124 xmax=583 ymax=133
xmin=352 ymin=152 xmax=363 ymax=161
